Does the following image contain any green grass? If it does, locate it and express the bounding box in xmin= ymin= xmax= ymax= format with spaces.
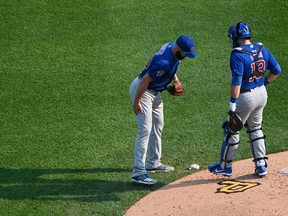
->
xmin=1 ymin=0 xmax=287 ymax=215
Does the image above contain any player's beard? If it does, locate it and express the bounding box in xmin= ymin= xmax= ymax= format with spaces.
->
xmin=175 ymin=50 xmax=186 ymax=60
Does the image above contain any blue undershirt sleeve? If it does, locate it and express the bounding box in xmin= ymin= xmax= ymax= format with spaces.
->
xmin=270 ymin=64 xmax=281 ymax=75
xmin=147 ymin=60 xmax=170 ymax=80
xmin=231 ymin=75 xmax=242 ymax=86
xmin=266 ymin=49 xmax=282 ymax=75
xmin=230 ymin=52 xmax=244 ymax=85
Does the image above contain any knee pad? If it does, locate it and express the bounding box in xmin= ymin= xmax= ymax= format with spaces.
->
xmin=246 ymin=124 xmax=267 ymax=167
xmin=219 ymin=122 xmax=240 ymax=168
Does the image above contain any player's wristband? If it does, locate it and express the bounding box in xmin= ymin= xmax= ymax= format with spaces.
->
xmin=230 ymin=97 xmax=238 ymax=103
xmin=264 ymin=78 xmax=270 ymax=86
xmin=230 ymin=97 xmax=237 ymax=112
xmin=230 ymin=102 xmax=236 ymax=112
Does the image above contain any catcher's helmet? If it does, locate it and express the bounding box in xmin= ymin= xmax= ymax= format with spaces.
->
xmin=228 ymin=21 xmax=252 ymax=48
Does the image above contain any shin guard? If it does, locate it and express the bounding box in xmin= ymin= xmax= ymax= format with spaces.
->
xmin=219 ymin=121 xmax=240 ymax=168
xmin=247 ymin=126 xmax=267 ymax=167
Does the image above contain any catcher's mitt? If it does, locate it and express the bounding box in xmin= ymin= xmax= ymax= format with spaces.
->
xmin=228 ymin=110 xmax=243 ymax=132
xmin=167 ymin=81 xmax=184 ymax=96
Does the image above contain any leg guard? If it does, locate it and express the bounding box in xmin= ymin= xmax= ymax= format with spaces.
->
xmin=246 ymin=124 xmax=268 ymax=167
xmin=219 ymin=121 xmax=240 ymax=169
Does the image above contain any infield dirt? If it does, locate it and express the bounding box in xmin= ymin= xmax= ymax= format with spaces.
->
xmin=125 ymin=151 xmax=288 ymax=216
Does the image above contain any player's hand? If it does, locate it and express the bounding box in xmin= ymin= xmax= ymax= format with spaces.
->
xmin=133 ymin=102 xmax=143 ymax=115
xmin=167 ymin=80 xmax=184 ymax=96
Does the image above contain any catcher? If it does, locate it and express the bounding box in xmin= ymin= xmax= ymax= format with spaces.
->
xmin=129 ymin=35 xmax=196 ymax=185
xmin=208 ymin=21 xmax=281 ymax=177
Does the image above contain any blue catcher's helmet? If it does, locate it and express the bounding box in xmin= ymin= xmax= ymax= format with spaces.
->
xmin=228 ymin=21 xmax=252 ymax=48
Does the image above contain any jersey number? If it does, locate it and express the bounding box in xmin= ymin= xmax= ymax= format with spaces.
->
xmin=249 ymin=60 xmax=265 ymax=82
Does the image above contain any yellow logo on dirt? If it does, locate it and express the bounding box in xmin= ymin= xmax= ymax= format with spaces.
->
xmin=217 ymin=180 xmax=260 ymax=193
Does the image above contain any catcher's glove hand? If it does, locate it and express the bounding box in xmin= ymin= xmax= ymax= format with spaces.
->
xmin=167 ymin=81 xmax=184 ymax=96
xmin=228 ymin=110 xmax=243 ymax=132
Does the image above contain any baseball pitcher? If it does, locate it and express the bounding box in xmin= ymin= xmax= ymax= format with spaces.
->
xmin=130 ymin=35 xmax=196 ymax=185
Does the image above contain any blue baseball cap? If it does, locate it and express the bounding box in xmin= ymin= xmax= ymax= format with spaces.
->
xmin=176 ymin=35 xmax=196 ymax=58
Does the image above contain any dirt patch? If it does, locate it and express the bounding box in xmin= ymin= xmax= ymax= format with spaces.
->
xmin=125 ymin=151 xmax=288 ymax=216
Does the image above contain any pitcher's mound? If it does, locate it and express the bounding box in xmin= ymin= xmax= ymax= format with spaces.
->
xmin=125 ymin=151 xmax=288 ymax=216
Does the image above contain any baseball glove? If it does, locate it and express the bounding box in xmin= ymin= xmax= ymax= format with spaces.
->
xmin=167 ymin=81 xmax=184 ymax=96
xmin=228 ymin=110 xmax=243 ymax=132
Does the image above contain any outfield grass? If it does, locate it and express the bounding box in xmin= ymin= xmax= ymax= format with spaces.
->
xmin=1 ymin=0 xmax=287 ymax=215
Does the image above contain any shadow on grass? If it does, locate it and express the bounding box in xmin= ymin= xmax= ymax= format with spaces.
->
xmin=0 ymin=167 xmax=156 ymax=202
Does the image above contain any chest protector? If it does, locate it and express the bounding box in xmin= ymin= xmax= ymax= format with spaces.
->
xmin=233 ymin=43 xmax=264 ymax=80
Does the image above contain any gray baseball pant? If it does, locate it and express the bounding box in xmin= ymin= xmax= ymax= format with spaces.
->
xmin=222 ymin=85 xmax=268 ymax=168
xmin=130 ymin=77 xmax=164 ymax=177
